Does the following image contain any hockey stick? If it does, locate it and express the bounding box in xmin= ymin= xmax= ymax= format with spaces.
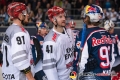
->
xmin=80 ymin=23 xmax=86 ymax=49
xmin=33 ymin=38 xmax=43 ymax=65
xmin=77 ymin=23 xmax=86 ymax=80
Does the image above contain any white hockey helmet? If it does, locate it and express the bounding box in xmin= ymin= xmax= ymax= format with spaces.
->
xmin=104 ymin=20 xmax=115 ymax=31
xmin=82 ymin=4 xmax=103 ymax=22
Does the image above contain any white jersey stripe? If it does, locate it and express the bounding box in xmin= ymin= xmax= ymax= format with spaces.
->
xmin=12 ymin=50 xmax=27 ymax=58
xmin=13 ymin=56 xmax=27 ymax=64
xmin=43 ymin=58 xmax=56 ymax=64
xmin=43 ymin=64 xmax=56 ymax=70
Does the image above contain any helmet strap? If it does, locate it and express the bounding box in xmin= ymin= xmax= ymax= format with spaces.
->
xmin=53 ymin=18 xmax=58 ymax=27
xmin=18 ymin=17 xmax=22 ymax=22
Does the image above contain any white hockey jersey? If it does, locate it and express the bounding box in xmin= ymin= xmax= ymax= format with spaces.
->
xmin=1 ymin=23 xmax=34 ymax=80
xmin=42 ymin=28 xmax=75 ymax=80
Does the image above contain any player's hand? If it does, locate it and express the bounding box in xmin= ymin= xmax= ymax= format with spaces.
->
xmin=28 ymin=78 xmax=35 ymax=80
xmin=84 ymin=55 xmax=97 ymax=72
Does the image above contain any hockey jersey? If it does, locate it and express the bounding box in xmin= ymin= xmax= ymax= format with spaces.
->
xmin=79 ymin=27 xmax=115 ymax=80
xmin=110 ymin=34 xmax=119 ymax=57
xmin=110 ymin=34 xmax=120 ymax=68
xmin=1 ymin=23 xmax=34 ymax=80
xmin=42 ymin=28 xmax=75 ymax=80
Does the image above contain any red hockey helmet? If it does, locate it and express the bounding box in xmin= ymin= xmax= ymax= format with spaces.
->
xmin=47 ymin=6 xmax=65 ymax=21
xmin=68 ymin=20 xmax=76 ymax=27
xmin=7 ymin=2 xmax=27 ymax=19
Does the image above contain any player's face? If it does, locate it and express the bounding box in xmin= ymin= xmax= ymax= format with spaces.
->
xmin=109 ymin=28 xmax=114 ymax=34
xmin=55 ymin=13 xmax=66 ymax=27
xmin=38 ymin=28 xmax=47 ymax=36
xmin=70 ymin=25 xmax=75 ymax=30
xmin=19 ymin=10 xmax=29 ymax=24
xmin=23 ymin=14 xmax=29 ymax=24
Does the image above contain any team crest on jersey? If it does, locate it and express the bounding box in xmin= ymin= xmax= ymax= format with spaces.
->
xmin=40 ymin=41 xmax=43 ymax=45
xmin=76 ymin=41 xmax=81 ymax=49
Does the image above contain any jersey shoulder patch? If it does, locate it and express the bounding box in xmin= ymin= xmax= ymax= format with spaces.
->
xmin=44 ymin=29 xmax=60 ymax=42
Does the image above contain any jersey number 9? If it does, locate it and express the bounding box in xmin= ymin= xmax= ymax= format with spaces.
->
xmin=99 ymin=46 xmax=110 ymax=69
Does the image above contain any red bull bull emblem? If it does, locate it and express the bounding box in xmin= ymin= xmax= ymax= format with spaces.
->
xmin=87 ymin=6 xmax=96 ymax=12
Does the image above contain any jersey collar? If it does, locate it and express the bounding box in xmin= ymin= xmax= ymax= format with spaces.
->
xmin=53 ymin=28 xmax=66 ymax=34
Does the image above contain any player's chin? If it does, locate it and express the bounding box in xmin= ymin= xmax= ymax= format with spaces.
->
xmin=61 ymin=23 xmax=66 ymax=27
xmin=23 ymin=19 xmax=29 ymax=24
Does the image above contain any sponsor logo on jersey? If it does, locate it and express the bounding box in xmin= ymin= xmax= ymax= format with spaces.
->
xmin=2 ymin=73 xmax=15 ymax=79
xmin=65 ymin=52 xmax=74 ymax=60
xmin=66 ymin=46 xmax=74 ymax=53
xmin=92 ymin=35 xmax=112 ymax=47
xmin=65 ymin=46 xmax=74 ymax=60
xmin=70 ymin=71 xmax=77 ymax=79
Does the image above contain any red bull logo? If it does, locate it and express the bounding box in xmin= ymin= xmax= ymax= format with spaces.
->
xmin=85 ymin=5 xmax=97 ymax=13
xmin=87 ymin=6 xmax=96 ymax=12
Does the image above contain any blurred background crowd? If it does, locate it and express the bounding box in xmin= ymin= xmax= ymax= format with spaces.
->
xmin=0 ymin=0 xmax=120 ymax=27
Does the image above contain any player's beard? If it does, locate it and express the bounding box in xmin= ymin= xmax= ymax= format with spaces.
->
xmin=22 ymin=15 xmax=29 ymax=25
xmin=60 ymin=22 xmax=66 ymax=27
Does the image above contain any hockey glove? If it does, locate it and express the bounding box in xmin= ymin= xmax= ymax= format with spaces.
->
xmin=84 ymin=55 xmax=98 ymax=72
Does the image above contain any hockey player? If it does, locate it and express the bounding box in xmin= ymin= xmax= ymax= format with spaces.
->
xmin=42 ymin=6 xmax=75 ymax=80
xmin=67 ymin=20 xmax=79 ymax=41
xmin=78 ymin=4 xmax=115 ymax=80
xmin=1 ymin=2 xmax=35 ymax=80
xmin=30 ymin=21 xmax=48 ymax=80
xmin=66 ymin=20 xmax=80 ymax=77
xmin=104 ymin=20 xmax=120 ymax=80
